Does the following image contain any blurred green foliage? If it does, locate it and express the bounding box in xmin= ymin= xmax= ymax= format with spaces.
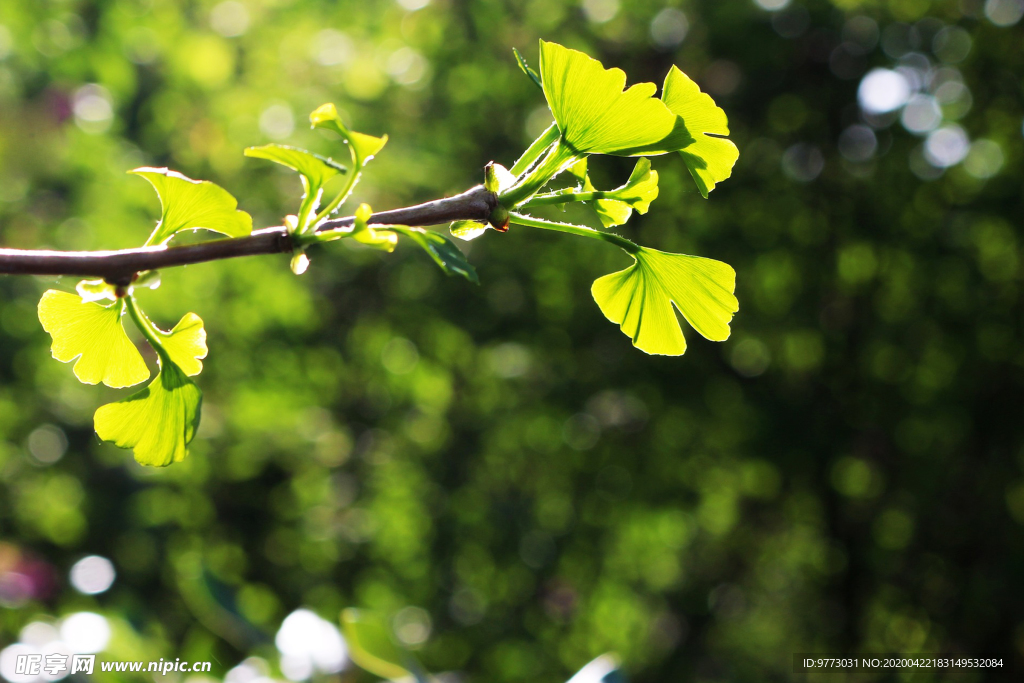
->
xmin=0 ymin=0 xmax=1023 ymax=682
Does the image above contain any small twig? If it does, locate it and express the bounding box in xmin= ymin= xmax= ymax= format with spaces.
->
xmin=0 ymin=185 xmax=497 ymax=283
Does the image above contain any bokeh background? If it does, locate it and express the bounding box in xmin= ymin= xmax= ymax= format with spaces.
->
xmin=1 ymin=0 xmax=1023 ymax=681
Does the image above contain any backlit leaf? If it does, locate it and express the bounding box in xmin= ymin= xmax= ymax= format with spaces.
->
xmin=244 ymin=144 xmax=346 ymax=190
xmin=351 ymin=203 xmax=398 ymax=252
xmin=538 ymin=40 xmax=690 ymax=156
xmin=38 ymin=290 xmax=149 ymax=389
xmin=309 ymin=103 xmax=388 ymax=165
xmin=450 ymin=220 xmax=489 ymax=241
xmin=485 ymin=162 xmax=516 ymax=194
xmin=661 ymin=66 xmax=739 ymax=198
xmin=513 ymin=46 xmax=543 ymax=91
xmin=569 ymin=157 xmax=589 ymax=181
xmin=585 ymin=177 xmax=633 ymax=228
xmin=585 ymin=158 xmax=659 ymax=227
xmin=94 ymin=358 xmax=202 ymax=467
xmin=245 ymin=145 xmax=345 ymax=224
xmin=592 ymin=247 xmax=738 ymax=356
xmin=155 ymin=312 xmax=208 ymax=377
xmin=340 ymin=609 xmax=413 ymax=682
xmin=131 ymin=168 xmax=253 ymax=245
xmin=389 ymin=225 xmax=478 ymax=283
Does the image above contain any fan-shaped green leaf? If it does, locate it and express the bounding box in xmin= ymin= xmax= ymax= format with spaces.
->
xmin=390 ymin=225 xmax=478 ymax=283
xmin=131 ymin=168 xmax=253 ymax=246
xmin=155 ymin=312 xmax=208 ymax=377
xmin=538 ymin=40 xmax=689 ymax=156
xmin=94 ymin=358 xmax=202 ymax=467
xmin=592 ymin=247 xmax=738 ymax=356
xmin=309 ymin=103 xmax=388 ymax=165
xmin=661 ymin=66 xmax=739 ymax=198
xmin=584 ymin=158 xmax=659 ymax=227
xmin=244 ymin=144 xmax=345 ymax=193
xmin=340 ymin=609 xmax=413 ymax=682
xmin=38 ymin=290 xmax=150 ymax=389
xmin=584 ymin=175 xmax=633 ymax=228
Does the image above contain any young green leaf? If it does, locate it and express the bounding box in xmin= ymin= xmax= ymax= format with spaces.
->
xmin=155 ymin=312 xmax=208 ymax=377
xmin=661 ymin=66 xmax=739 ymax=198
xmin=309 ymin=103 xmax=388 ymax=165
xmin=586 ymin=158 xmax=659 ymax=227
xmin=340 ymin=609 xmax=413 ymax=682
xmin=244 ymin=144 xmax=346 ymax=190
xmin=131 ymin=168 xmax=253 ymax=246
xmin=538 ymin=40 xmax=691 ymax=156
xmin=290 ymin=252 xmax=311 ymax=275
xmin=38 ymin=290 xmax=150 ymax=389
xmin=485 ymin=162 xmax=516 ymax=194
xmin=450 ymin=220 xmax=489 ymax=241
xmin=389 ymin=225 xmax=479 ymax=283
xmin=584 ymin=177 xmax=633 ymax=228
xmin=591 ymin=247 xmax=738 ymax=356
xmin=244 ymin=144 xmax=346 ymax=228
xmin=94 ymin=358 xmax=202 ymax=467
xmin=513 ymin=46 xmax=543 ymax=91
xmin=569 ymin=157 xmax=589 ymax=182
xmin=351 ymin=203 xmax=398 ymax=252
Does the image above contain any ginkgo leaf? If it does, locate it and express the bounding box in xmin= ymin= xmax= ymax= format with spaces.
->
xmin=584 ymin=177 xmax=633 ymax=228
xmin=131 ymin=168 xmax=253 ymax=246
xmin=245 ymin=145 xmax=345 ymax=225
xmin=538 ymin=40 xmax=691 ymax=156
xmin=513 ymin=46 xmax=543 ymax=91
xmin=569 ymin=157 xmax=589 ymax=181
xmin=94 ymin=358 xmax=202 ymax=467
xmin=244 ymin=144 xmax=346 ymax=190
xmin=607 ymin=158 xmax=659 ymax=213
xmin=389 ymin=225 xmax=479 ymax=283
xmin=591 ymin=247 xmax=738 ymax=356
xmin=155 ymin=312 xmax=208 ymax=377
xmin=38 ymin=290 xmax=150 ymax=389
xmin=350 ymin=203 xmax=398 ymax=252
xmin=341 ymin=609 xmax=414 ymax=682
xmin=309 ymin=103 xmax=388 ymax=165
xmin=584 ymin=158 xmax=660 ymax=227
xmin=661 ymin=66 xmax=739 ymax=198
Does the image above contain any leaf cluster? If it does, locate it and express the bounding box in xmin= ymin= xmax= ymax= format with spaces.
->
xmin=36 ymin=40 xmax=741 ymax=467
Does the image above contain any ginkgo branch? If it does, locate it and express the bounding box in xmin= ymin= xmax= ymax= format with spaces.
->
xmin=0 ymin=185 xmax=498 ymax=283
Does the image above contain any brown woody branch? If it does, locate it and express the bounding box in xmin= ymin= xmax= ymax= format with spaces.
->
xmin=0 ymin=186 xmax=497 ymax=284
